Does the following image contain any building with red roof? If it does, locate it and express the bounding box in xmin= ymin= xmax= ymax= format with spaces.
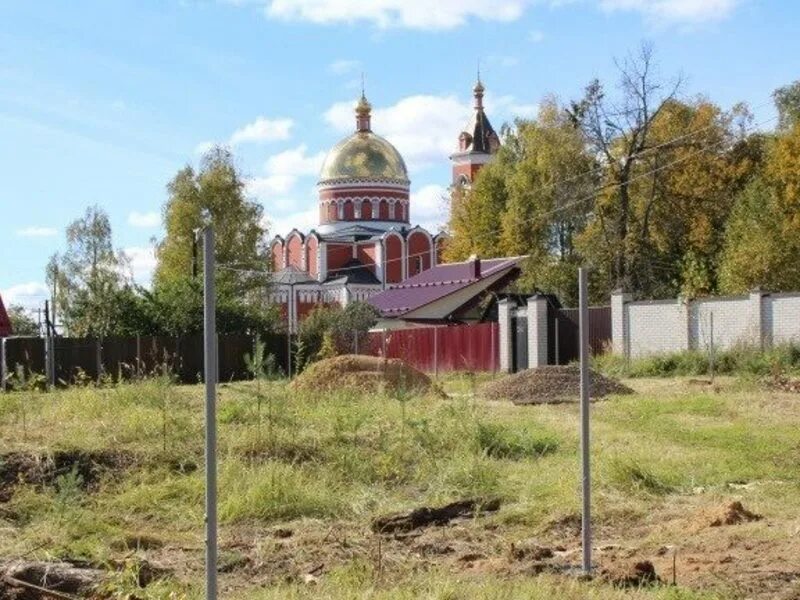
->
xmin=368 ymin=256 xmax=525 ymax=327
xmin=268 ymin=78 xmax=501 ymax=331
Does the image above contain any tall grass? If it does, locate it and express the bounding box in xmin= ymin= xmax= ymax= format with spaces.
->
xmin=594 ymin=343 xmax=800 ymax=378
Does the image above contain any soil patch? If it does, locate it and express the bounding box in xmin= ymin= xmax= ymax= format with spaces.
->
xmin=764 ymin=375 xmax=800 ymax=393
xmin=481 ymin=365 xmax=633 ymax=405
xmin=695 ymin=501 xmax=762 ymax=528
xmin=291 ymin=355 xmax=445 ymax=398
xmin=371 ymin=498 xmax=501 ymax=534
xmin=600 ymin=560 xmax=660 ymax=587
xmin=0 ymin=450 xmax=135 ymax=502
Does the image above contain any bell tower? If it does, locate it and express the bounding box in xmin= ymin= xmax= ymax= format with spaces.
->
xmin=450 ymin=75 xmax=499 ymax=188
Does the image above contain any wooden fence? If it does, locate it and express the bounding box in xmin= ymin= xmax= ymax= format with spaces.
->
xmin=1 ymin=333 xmax=290 ymax=389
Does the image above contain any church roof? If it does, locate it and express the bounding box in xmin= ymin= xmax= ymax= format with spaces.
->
xmin=462 ymin=110 xmax=498 ymax=154
xmin=325 ymin=258 xmax=381 ymax=285
xmin=319 ymin=131 xmax=409 ymax=184
xmin=319 ymin=92 xmax=409 ymax=185
xmin=271 ymin=265 xmax=316 ymax=285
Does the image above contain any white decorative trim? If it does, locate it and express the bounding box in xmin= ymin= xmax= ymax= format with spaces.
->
xmin=318 ymin=179 xmax=410 ymax=190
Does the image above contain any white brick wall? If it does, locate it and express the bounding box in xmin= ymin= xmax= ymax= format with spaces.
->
xmin=690 ymin=297 xmax=753 ymax=350
xmin=613 ymin=290 xmax=800 ymax=357
xmin=627 ymin=300 xmax=688 ymax=358
xmin=769 ymin=293 xmax=800 ymax=346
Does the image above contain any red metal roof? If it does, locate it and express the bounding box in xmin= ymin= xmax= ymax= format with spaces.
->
xmin=0 ymin=294 xmax=12 ymax=337
xmin=369 ymin=256 xmax=524 ymax=317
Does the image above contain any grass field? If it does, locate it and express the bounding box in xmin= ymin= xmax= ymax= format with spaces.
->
xmin=1 ymin=372 xmax=799 ymax=599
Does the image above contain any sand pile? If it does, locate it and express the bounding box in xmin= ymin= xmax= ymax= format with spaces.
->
xmin=291 ymin=355 xmax=445 ymax=397
xmin=481 ymin=365 xmax=633 ymax=405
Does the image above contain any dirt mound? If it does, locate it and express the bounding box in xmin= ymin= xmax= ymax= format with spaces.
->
xmin=291 ymin=355 xmax=445 ymax=397
xmin=601 ymin=560 xmax=660 ymax=587
xmin=481 ymin=365 xmax=633 ymax=405
xmin=696 ymin=501 xmax=762 ymax=528
xmin=0 ymin=450 xmax=135 ymax=502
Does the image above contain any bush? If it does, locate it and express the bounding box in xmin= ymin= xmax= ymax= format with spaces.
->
xmin=593 ymin=343 xmax=800 ymax=378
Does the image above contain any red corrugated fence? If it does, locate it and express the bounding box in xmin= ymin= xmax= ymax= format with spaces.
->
xmin=364 ymin=322 xmax=498 ymax=373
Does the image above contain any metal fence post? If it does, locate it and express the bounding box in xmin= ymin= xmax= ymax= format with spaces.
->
xmin=709 ymin=311 xmax=715 ymax=382
xmin=201 ymin=225 xmax=218 ymax=600
xmin=554 ymin=317 xmax=560 ymax=366
xmin=578 ymin=267 xmax=592 ymax=575
xmin=1 ymin=338 xmax=7 ymax=393
xmin=432 ymin=327 xmax=439 ymax=377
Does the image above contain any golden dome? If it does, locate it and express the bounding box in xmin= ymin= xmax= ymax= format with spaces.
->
xmin=319 ymin=131 xmax=409 ymax=183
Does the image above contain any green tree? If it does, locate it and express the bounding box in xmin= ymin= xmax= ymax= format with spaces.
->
xmin=296 ymin=301 xmax=380 ymax=365
xmin=773 ymin=80 xmax=800 ymax=131
xmin=444 ymin=142 xmax=513 ymax=261
xmin=47 ymin=205 xmax=129 ymax=336
xmin=718 ymin=178 xmax=800 ymax=292
xmin=155 ymin=146 xmax=269 ymax=295
xmin=719 ymin=122 xmax=800 ymax=293
xmin=7 ymin=305 xmax=39 ymax=336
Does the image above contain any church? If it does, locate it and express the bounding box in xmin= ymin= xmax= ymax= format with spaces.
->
xmin=268 ymin=78 xmax=499 ymax=332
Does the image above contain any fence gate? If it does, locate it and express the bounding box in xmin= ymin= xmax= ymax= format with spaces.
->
xmin=511 ymin=310 xmax=528 ymax=373
xmin=553 ymin=306 xmax=612 ymax=364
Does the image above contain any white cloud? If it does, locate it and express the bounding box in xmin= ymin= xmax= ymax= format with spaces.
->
xmin=329 ymin=59 xmax=361 ymax=75
xmin=410 ymin=184 xmax=448 ymax=231
xmin=265 ymin=144 xmax=326 ymax=177
xmin=247 ymin=144 xmax=326 ymax=201
xmin=122 ymin=246 xmax=158 ymax=285
xmin=1 ymin=282 xmax=49 ymax=310
xmin=246 ymin=174 xmax=297 ymax=197
xmin=262 ymin=208 xmax=318 ymax=238
xmin=127 ymin=211 xmax=160 ymax=228
xmin=599 ymin=0 xmax=739 ymax=23
xmin=265 ymin=0 xmax=530 ymax=30
xmin=229 ymin=116 xmax=293 ymax=145
xmin=16 ymin=227 xmax=57 ymax=238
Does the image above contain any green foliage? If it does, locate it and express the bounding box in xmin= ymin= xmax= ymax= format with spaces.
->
xmin=6 ymin=305 xmax=39 ymax=336
xmin=608 ymin=458 xmax=675 ymax=495
xmin=473 ymin=422 xmax=559 ymax=460
xmin=444 ymin=45 xmax=800 ymax=303
xmin=594 ymin=343 xmax=800 ymax=378
xmin=773 ymin=80 xmax=800 ymax=131
xmin=296 ymin=301 xmax=379 ymax=366
xmin=719 ymin=177 xmax=800 ymax=293
xmin=47 ymin=205 xmax=131 ymax=336
xmin=155 ymin=146 xmax=269 ymax=296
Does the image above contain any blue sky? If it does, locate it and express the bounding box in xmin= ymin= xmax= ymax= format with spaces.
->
xmin=2 ymin=0 xmax=798 ymax=313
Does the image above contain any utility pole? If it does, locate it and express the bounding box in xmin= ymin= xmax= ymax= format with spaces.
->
xmin=578 ymin=267 xmax=592 ymax=575
xmin=44 ymin=300 xmax=55 ymax=388
xmin=201 ymin=225 xmax=218 ymax=600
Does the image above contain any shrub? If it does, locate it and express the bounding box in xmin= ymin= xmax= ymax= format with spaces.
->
xmin=593 ymin=343 xmax=800 ymax=378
